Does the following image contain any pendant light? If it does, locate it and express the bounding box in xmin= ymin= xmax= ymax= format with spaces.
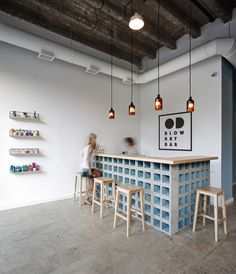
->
xmin=129 ymin=29 xmax=136 ymax=115
xmin=108 ymin=17 xmax=115 ymax=120
xmin=129 ymin=12 xmax=144 ymax=30
xmin=155 ymin=0 xmax=163 ymax=111
xmin=186 ymin=0 xmax=195 ymax=112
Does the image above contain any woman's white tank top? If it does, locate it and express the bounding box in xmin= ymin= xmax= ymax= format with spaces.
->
xmin=81 ymin=145 xmax=94 ymax=169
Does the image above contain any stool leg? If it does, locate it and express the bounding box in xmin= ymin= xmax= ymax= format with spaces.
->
xmin=127 ymin=193 xmax=131 ymax=237
xmin=105 ymin=184 xmax=108 ymax=209
xmin=74 ymin=175 xmax=77 ymax=203
xmin=112 ymin=182 xmax=116 ymax=207
xmin=221 ymin=193 xmax=227 ymax=235
xmin=140 ymin=190 xmax=145 ymax=231
xmin=79 ymin=175 xmax=83 ymax=206
xmin=203 ymin=194 xmax=207 ymax=226
xmin=91 ymin=181 xmax=96 ymax=213
xmin=214 ymin=194 xmax=218 ymax=242
xmin=113 ymin=190 xmax=119 ymax=228
xmin=100 ymin=183 xmax=104 ymax=219
xmin=193 ymin=191 xmax=200 ymax=232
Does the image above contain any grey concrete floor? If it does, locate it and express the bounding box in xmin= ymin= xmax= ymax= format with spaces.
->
xmin=1 ymin=187 xmax=236 ymax=274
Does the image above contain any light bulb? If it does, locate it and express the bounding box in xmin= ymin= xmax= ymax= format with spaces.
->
xmin=129 ymin=12 xmax=144 ymax=30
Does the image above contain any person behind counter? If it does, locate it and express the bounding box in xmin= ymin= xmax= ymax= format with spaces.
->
xmin=123 ymin=137 xmax=138 ymax=155
xmin=81 ymin=133 xmax=97 ymax=205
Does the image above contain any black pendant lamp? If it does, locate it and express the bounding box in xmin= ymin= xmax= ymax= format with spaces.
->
xmin=186 ymin=0 xmax=195 ymax=112
xmin=155 ymin=0 xmax=163 ymax=111
xmin=108 ymin=17 xmax=115 ymax=119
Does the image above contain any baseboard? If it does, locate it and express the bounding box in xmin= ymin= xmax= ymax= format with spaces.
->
xmin=226 ymin=197 xmax=234 ymax=205
xmin=0 ymin=194 xmax=73 ymax=211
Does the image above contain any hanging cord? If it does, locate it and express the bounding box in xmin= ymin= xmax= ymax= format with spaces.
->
xmin=157 ymin=0 xmax=160 ymax=96
xmin=110 ymin=16 xmax=113 ymax=108
xmin=189 ymin=0 xmax=192 ymax=98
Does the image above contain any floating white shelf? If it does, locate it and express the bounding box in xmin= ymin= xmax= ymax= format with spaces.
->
xmin=9 ymin=148 xmax=40 ymax=156
xmin=10 ymin=170 xmax=41 ymax=175
xmin=9 ymin=111 xmax=40 ymax=121
xmin=9 ymin=134 xmax=40 ymax=138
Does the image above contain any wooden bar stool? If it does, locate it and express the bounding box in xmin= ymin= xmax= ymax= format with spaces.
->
xmin=192 ymin=186 xmax=227 ymax=242
xmin=113 ymin=184 xmax=145 ymax=237
xmin=91 ymin=177 xmax=116 ymax=218
xmin=74 ymin=172 xmax=90 ymax=206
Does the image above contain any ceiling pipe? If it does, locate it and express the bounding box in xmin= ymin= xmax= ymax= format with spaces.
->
xmin=0 ymin=23 xmax=236 ymax=84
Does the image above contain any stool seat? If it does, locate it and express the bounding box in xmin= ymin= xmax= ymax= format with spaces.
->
xmin=193 ymin=186 xmax=227 ymax=242
xmin=113 ymin=184 xmax=145 ymax=237
xmin=94 ymin=177 xmax=114 ymax=183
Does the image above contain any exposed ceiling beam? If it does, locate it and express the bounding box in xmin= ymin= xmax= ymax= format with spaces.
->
xmin=0 ymin=0 xmax=143 ymax=66
xmin=81 ymin=0 xmax=177 ymax=49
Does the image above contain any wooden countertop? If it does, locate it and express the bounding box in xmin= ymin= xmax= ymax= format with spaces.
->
xmin=95 ymin=152 xmax=218 ymax=165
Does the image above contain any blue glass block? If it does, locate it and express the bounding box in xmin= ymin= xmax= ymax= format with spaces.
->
xmin=197 ymin=162 xmax=201 ymax=168
xmin=108 ymin=190 xmax=112 ymax=196
xmin=192 ymin=182 xmax=196 ymax=189
xmin=99 ymin=156 xmax=103 ymax=161
xmin=104 ymin=157 xmax=108 ymax=162
xmin=192 ymin=162 xmax=197 ymax=169
xmin=202 ymin=170 xmax=206 ymax=177
xmin=179 ymin=197 xmax=185 ymax=206
xmin=104 ymin=172 xmax=108 ymax=177
xmin=114 ymin=166 xmax=118 ymax=172
xmin=192 ymin=172 xmax=197 ymax=180
xmin=154 ymin=196 xmax=161 ymax=205
xmin=154 ymin=163 xmax=160 ymax=170
xmin=179 ymin=185 xmax=185 ymax=194
xmin=179 ymin=174 xmax=185 ymax=183
xmin=113 ymin=158 xmax=118 ymax=164
xmin=145 ymin=172 xmax=151 ymax=179
xmin=191 ymin=204 xmax=195 ymax=212
xmin=145 ymin=214 xmax=151 ymax=224
xmin=119 ymin=167 xmax=123 ymax=173
xmin=206 ymin=169 xmax=209 ymax=176
xmin=154 ymin=207 xmax=160 ymax=216
xmin=154 ymin=173 xmax=160 ymax=182
xmin=179 ymin=220 xmax=184 ymax=229
xmin=132 ymin=198 xmax=136 ymax=206
xmin=162 ymin=164 xmax=169 ymax=171
xmin=154 ymin=185 xmax=160 ymax=193
xmin=96 ymin=163 xmax=100 ymax=169
xmin=124 ymin=196 xmax=127 ymax=203
xmin=162 ymin=187 xmax=169 ymax=196
xmin=99 ymin=164 xmax=103 ymax=169
xmin=145 ymin=182 xmax=151 ymax=191
xmin=202 ymin=180 xmax=207 ymax=187
xmin=109 ymin=165 xmax=112 ymax=171
xmin=197 ymin=171 xmax=201 ymax=179
xmin=206 ymin=161 xmax=210 ymax=166
xmin=144 ymin=162 xmax=151 ymax=169
xmin=145 ymin=193 xmax=151 ymax=202
xmin=179 ymin=208 xmax=185 ymax=217
xmin=202 ymin=161 xmax=206 ymax=167
xmin=179 ymin=164 xmax=185 ymax=170
xmin=114 ymin=175 xmax=118 ymax=181
xmin=130 ymin=179 xmax=135 ymax=185
xmin=138 ymin=161 xmax=143 ymax=167
xmin=191 ymin=214 xmax=194 ymax=223
xmin=185 ymin=206 xmax=190 ymax=215
xmin=124 ymin=205 xmax=127 ymax=212
xmin=185 ymin=184 xmax=190 ymax=193
xmin=137 ymin=201 xmax=141 ymax=209
xmin=125 ymin=168 xmax=129 ymax=175
xmin=138 ymin=181 xmax=144 ymax=187
xmin=118 ymin=159 xmax=123 ymax=164
xmin=108 ymin=157 xmax=112 ymax=162
xmin=104 ymin=164 xmax=108 ymax=170
xmin=197 ymin=181 xmax=202 ymax=188
xmin=191 ymin=193 xmax=196 ymax=202
xmin=185 ymin=195 xmax=190 ymax=204
xmin=162 ymin=223 xmax=169 ymax=233
xmin=96 ymin=156 xmax=99 ymax=161
xmin=206 ymin=179 xmax=209 ymax=186
xmin=162 ymin=175 xmax=170 ymax=184
xmin=125 ymin=178 xmax=129 ymax=184
xmin=138 ymin=170 xmax=143 ymax=178
xmin=109 ymin=173 xmax=112 ymax=178
xmin=118 ymin=176 xmax=123 ymax=183
xmin=119 ymin=203 xmax=123 ymax=210
xmin=145 ymin=204 xmax=151 ymax=213
xmin=130 ymin=160 xmax=135 ymax=166
xmin=153 ymin=218 xmax=160 ymax=228
xmin=124 ymin=159 xmax=129 ymax=165
xmin=130 ymin=169 xmax=136 ymax=176
xmin=185 ymin=217 xmax=190 ymax=226
xmin=162 ymin=199 xmax=170 ymax=208
xmin=185 ymin=173 xmax=190 ymax=181
xmin=185 ymin=163 xmax=190 ymax=169
xmin=162 ymin=211 xmax=169 ymax=220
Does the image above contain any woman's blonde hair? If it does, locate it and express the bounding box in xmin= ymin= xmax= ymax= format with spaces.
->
xmin=86 ymin=133 xmax=97 ymax=149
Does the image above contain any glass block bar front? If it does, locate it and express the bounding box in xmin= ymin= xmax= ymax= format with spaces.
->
xmin=95 ymin=153 xmax=216 ymax=236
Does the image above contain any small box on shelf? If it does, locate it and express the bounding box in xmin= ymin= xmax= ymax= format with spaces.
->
xmin=9 ymin=111 xmax=40 ymax=121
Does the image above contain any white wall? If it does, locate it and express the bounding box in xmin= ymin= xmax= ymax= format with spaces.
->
xmin=0 ymin=42 xmax=140 ymax=210
xmin=140 ymin=56 xmax=222 ymax=190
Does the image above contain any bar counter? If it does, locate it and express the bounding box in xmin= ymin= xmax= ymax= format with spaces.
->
xmin=95 ymin=153 xmax=218 ymax=236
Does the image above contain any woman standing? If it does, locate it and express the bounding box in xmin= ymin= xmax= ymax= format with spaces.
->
xmin=81 ymin=133 xmax=97 ymax=205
